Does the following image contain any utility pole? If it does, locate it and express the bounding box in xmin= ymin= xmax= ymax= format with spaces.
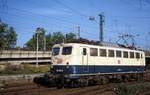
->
xmin=43 ymin=33 xmax=46 ymax=52
xmin=36 ymin=32 xmax=39 ymax=68
xmin=99 ymin=13 xmax=105 ymax=45
xmin=77 ymin=26 xmax=80 ymax=39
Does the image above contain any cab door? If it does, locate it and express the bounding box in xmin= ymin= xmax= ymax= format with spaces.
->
xmin=80 ymin=47 xmax=89 ymax=73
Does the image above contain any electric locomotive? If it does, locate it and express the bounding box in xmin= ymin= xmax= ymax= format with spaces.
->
xmin=34 ymin=43 xmax=145 ymax=88
xmin=50 ymin=43 xmax=145 ymax=87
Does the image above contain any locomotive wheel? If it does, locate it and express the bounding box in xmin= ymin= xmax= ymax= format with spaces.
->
xmin=79 ymin=79 xmax=88 ymax=87
xmin=121 ymin=75 xmax=128 ymax=83
xmin=56 ymin=75 xmax=65 ymax=89
xmin=70 ymin=79 xmax=80 ymax=88
xmin=56 ymin=83 xmax=64 ymax=89
xmin=101 ymin=76 xmax=109 ymax=85
xmin=33 ymin=77 xmax=39 ymax=84
xmin=88 ymin=79 xmax=97 ymax=86
xmin=56 ymin=78 xmax=64 ymax=89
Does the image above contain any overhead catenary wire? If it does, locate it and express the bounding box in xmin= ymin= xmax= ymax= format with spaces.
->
xmin=52 ymin=0 xmax=150 ymax=42
xmin=54 ymin=0 xmax=88 ymax=18
xmin=8 ymin=6 xmax=98 ymax=29
xmin=53 ymin=0 xmax=100 ymax=26
xmin=1 ymin=8 xmax=76 ymax=30
xmin=1 ymin=10 xmax=98 ymax=37
xmin=22 ymin=0 xmax=99 ymax=29
xmin=23 ymin=0 xmax=75 ymax=16
xmin=0 ymin=11 xmax=73 ymax=34
xmin=10 ymin=1 xmax=150 ymax=39
xmin=8 ymin=6 xmax=79 ymax=25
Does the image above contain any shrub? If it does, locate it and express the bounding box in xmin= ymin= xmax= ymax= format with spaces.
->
xmin=0 ymin=64 xmax=50 ymax=75
xmin=116 ymin=83 xmax=150 ymax=95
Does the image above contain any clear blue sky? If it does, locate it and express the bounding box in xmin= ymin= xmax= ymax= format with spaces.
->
xmin=0 ymin=0 xmax=150 ymax=50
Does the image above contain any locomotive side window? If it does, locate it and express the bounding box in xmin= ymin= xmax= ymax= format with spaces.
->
xmin=52 ymin=47 xmax=60 ymax=56
xmin=116 ymin=50 xmax=122 ymax=57
xmin=130 ymin=52 xmax=134 ymax=58
xmin=90 ymin=48 xmax=98 ymax=56
xmin=83 ymin=48 xmax=87 ymax=55
xmin=136 ymin=52 xmax=140 ymax=59
xmin=108 ymin=50 xmax=114 ymax=57
xmin=100 ymin=49 xmax=107 ymax=57
xmin=123 ymin=51 xmax=128 ymax=58
xmin=62 ymin=47 xmax=72 ymax=55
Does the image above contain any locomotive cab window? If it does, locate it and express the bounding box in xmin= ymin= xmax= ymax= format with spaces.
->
xmin=108 ymin=50 xmax=114 ymax=57
xmin=116 ymin=50 xmax=122 ymax=57
xmin=52 ymin=47 xmax=60 ymax=56
xmin=62 ymin=47 xmax=72 ymax=55
xmin=123 ymin=51 xmax=128 ymax=58
xmin=100 ymin=49 xmax=107 ymax=57
xmin=90 ymin=48 xmax=98 ymax=56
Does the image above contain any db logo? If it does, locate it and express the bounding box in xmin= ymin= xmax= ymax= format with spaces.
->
xmin=57 ymin=58 xmax=63 ymax=64
xmin=118 ymin=60 xmax=121 ymax=64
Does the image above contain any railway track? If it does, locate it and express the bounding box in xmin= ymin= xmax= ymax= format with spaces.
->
xmin=1 ymin=81 xmax=150 ymax=95
xmin=0 ymin=81 xmax=116 ymax=95
xmin=0 ymin=82 xmax=56 ymax=95
xmin=64 ymin=84 xmax=115 ymax=95
xmin=0 ymin=82 xmax=146 ymax=95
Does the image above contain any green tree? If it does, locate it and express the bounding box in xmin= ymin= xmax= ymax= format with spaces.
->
xmin=45 ymin=33 xmax=52 ymax=50
xmin=65 ymin=32 xmax=76 ymax=43
xmin=0 ymin=20 xmax=17 ymax=49
xmin=25 ymin=35 xmax=36 ymax=50
xmin=51 ymin=32 xmax=65 ymax=45
xmin=25 ymin=27 xmax=46 ymax=51
xmin=45 ymin=32 xmax=76 ymax=50
xmin=7 ymin=27 xmax=17 ymax=48
xmin=0 ymin=22 xmax=7 ymax=49
xmin=25 ymin=29 xmax=77 ymax=50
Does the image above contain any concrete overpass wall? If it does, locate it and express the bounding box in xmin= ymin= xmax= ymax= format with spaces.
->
xmin=0 ymin=50 xmax=51 ymax=58
xmin=0 ymin=50 xmax=51 ymax=64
